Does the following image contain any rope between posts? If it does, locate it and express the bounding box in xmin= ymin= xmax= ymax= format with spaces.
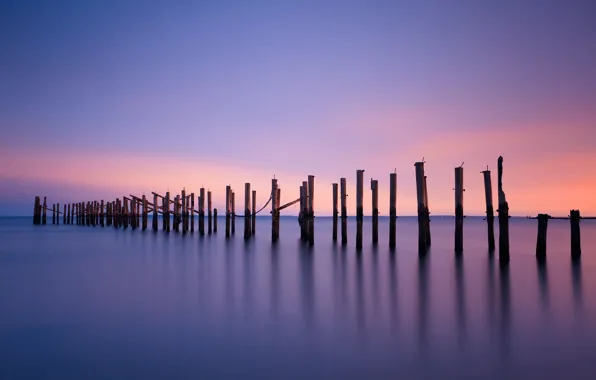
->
xmin=233 ymin=195 xmax=273 ymax=218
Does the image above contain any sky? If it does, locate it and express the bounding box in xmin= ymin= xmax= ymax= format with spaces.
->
xmin=1 ymin=0 xmax=596 ymax=216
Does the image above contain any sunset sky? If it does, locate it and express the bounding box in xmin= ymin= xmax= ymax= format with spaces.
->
xmin=1 ymin=0 xmax=595 ymax=216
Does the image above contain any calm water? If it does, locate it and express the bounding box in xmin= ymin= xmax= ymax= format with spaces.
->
xmin=1 ymin=216 xmax=596 ymax=379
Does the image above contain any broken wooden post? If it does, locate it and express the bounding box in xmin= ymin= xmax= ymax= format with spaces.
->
xmin=225 ymin=186 xmax=231 ymax=238
xmin=199 ymin=188 xmax=205 ymax=235
xmin=231 ymin=191 xmax=236 ymax=235
xmin=308 ymin=175 xmax=315 ymax=246
xmin=497 ymin=156 xmax=510 ymax=263
xmin=371 ymin=178 xmax=379 ymax=245
xmin=207 ymin=191 xmax=212 ymax=234
xmin=570 ymin=210 xmax=581 ymax=259
xmin=301 ymin=181 xmax=308 ymax=241
xmin=123 ymin=198 xmax=129 ymax=229
xmin=190 ymin=193 xmax=195 ymax=232
xmin=482 ymin=169 xmax=496 ymax=252
xmin=389 ymin=172 xmax=397 ymax=249
xmin=165 ymin=191 xmax=170 ymax=232
xmin=455 ymin=166 xmax=464 ymax=254
xmin=244 ymin=183 xmax=251 ymax=239
xmin=415 ymin=162 xmax=429 ymax=254
xmin=213 ymin=208 xmax=218 ymax=233
xmin=131 ymin=198 xmax=137 ymax=229
xmin=251 ymin=190 xmax=256 ymax=236
xmin=340 ymin=177 xmax=347 ymax=245
xmin=271 ymin=179 xmax=279 ymax=242
xmin=536 ymin=214 xmax=549 ymax=259
xmin=181 ymin=190 xmax=187 ymax=234
xmin=142 ymin=196 xmax=147 ymax=230
xmin=356 ymin=170 xmax=364 ymax=250
xmin=332 ymin=183 xmax=338 ymax=242
xmin=152 ymin=194 xmax=158 ymax=231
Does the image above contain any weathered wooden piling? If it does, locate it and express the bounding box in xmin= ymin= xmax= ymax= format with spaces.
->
xmin=340 ymin=178 xmax=347 ymax=245
xmin=141 ymin=196 xmax=147 ymax=230
xmin=389 ymin=173 xmax=397 ymax=249
xmin=482 ymin=169 xmax=496 ymax=252
xmin=301 ymin=181 xmax=308 ymax=241
xmin=356 ymin=170 xmax=364 ymax=250
xmin=536 ymin=214 xmax=549 ymax=259
xmin=63 ymin=204 xmax=66 ymax=224
xmin=152 ymin=194 xmax=158 ymax=231
xmin=33 ymin=196 xmax=40 ymax=225
xmin=454 ymin=166 xmax=464 ymax=253
xmin=570 ymin=210 xmax=581 ymax=259
xmin=271 ymin=179 xmax=279 ymax=242
xmin=165 ymin=192 xmax=171 ymax=232
xmin=225 ymin=186 xmax=231 ymax=238
xmin=131 ymin=198 xmax=137 ymax=229
xmin=371 ymin=178 xmax=379 ymax=245
xmin=99 ymin=200 xmax=103 ymax=227
xmin=497 ymin=156 xmax=510 ymax=263
xmin=213 ymin=208 xmax=218 ymax=233
xmin=308 ymin=175 xmax=315 ymax=246
xmin=123 ymin=198 xmax=129 ymax=229
xmin=207 ymin=191 xmax=212 ymax=234
xmin=181 ymin=190 xmax=187 ymax=233
xmin=199 ymin=188 xmax=205 ymax=235
xmin=231 ymin=191 xmax=236 ymax=235
xmin=56 ymin=203 xmax=60 ymax=225
xmin=332 ymin=183 xmax=338 ymax=242
xmin=52 ymin=204 xmax=55 ymax=224
xmin=415 ymin=162 xmax=429 ymax=254
xmin=190 ymin=193 xmax=195 ymax=232
xmin=251 ymin=190 xmax=256 ymax=235
xmin=67 ymin=203 xmax=71 ymax=224
xmin=244 ymin=183 xmax=251 ymax=240
xmin=423 ymin=175 xmax=431 ymax=246
xmin=42 ymin=197 xmax=47 ymax=225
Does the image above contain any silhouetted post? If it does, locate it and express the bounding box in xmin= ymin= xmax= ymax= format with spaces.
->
xmin=207 ymin=191 xmax=212 ymax=234
xmin=161 ymin=197 xmax=166 ymax=231
xmin=152 ymin=194 xmax=158 ymax=231
xmin=42 ymin=197 xmax=47 ymax=225
xmin=32 ymin=196 xmax=40 ymax=225
xmin=98 ymin=200 xmax=103 ymax=227
xmin=332 ymin=183 xmax=338 ymax=242
xmin=181 ymin=189 xmax=187 ymax=234
xmin=371 ymin=179 xmax=379 ymax=245
xmin=225 ymin=186 xmax=231 ymax=238
xmin=199 ymin=188 xmax=205 ymax=235
xmin=67 ymin=203 xmax=71 ymax=225
xmin=340 ymin=177 xmax=347 ymax=245
xmin=52 ymin=204 xmax=55 ymax=225
xmin=62 ymin=204 xmax=66 ymax=224
xmin=271 ymin=179 xmax=279 ymax=242
xmin=308 ymin=175 xmax=315 ymax=246
xmin=570 ymin=210 xmax=581 ymax=259
xmin=165 ymin=192 xmax=170 ymax=232
xmin=213 ymin=208 xmax=218 ymax=233
xmin=415 ymin=162 xmax=429 ymax=254
xmin=301 ymin=181 xmax=308 ymax=241
xmin=423 ymin=175 xmax=431 ymax=246
xmin=455 ymin=166 xmax=464 ymax=253
xmin=136 ymin=199 xmax=140 ymax=227
xmin=190 ymin=193 xmax=195 ymax=232
xmin=231 ymin=191 xmax=236 ymax=235
xmin=251 ymin=190 xmax=256 ymax=236
xmin=244 ymin=183 xmax=251 ymax=239
xmin=123 ymin=199 xmax=129 ymax=229
xmin=141 ymin=196 xmax=147 ymax=230
xmin=356 ymin=170 xmax=364 ymax=250
xmin=389 ymin=173 xmax=397 ymax=249
xmin=132 ymin=199 xmax=137 ymax=229
xmin=498 ymin=156 xmax=510 ymax=263
xmin=482 ymin=169 xmax=496 ymax=252
xmin=536 ymin=214 xmax=549 ymax=259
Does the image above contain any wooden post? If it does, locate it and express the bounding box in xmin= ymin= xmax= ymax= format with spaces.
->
xmin=152 ymin=194 xmax=158 ymax=231
xmin=332 ymin=183 xmax=338 ymax=242
xmin=63 ymin=204 xmax=66 ymax=224
xmin=536 ymin=214 xmax=549 ymax=259
xmin=56 ymin=203 xmax=60 ymax=225
xmin=423 ymin=175 xmax=431 ymax=246
xmin=99 ymin=200 xmax=103 ymax=227
xmin=497 ymin=156 xmax=510 ymax=263
xmin=276 ymin=187 xmax=281 ymax=240
xmin=165 ymin=191 xmax=170 ymax=232
xmin=52 ymin=204 xmax=55 ymax=225
xmin=123 ymin=198 xmax=129 ymax=229
xmin=389 ymin=173 xmax=397 ymax=249
xmin=244 ymin=183 xmax=251 ymax=239
xmin=340 ymin=178 xmax=347 ymax=245
xmin=415 ymin=162 xmax=429 ymax=254
xmin=482 ymin=169 xmax=496 ymax=252
xmin=182 ymin=189 xmax=187 ymax=234
xmin=225 ymin=186 xmax=231 ymax=238
xmin=32 ymin=196 xmax=39 ymax=225
xmin=41 ymin=197 xmax=46 ymax=225
xmin=308 ymin=175 xmax=315 ymax=246
xmin=356 ymin=170 xmax=364 ymax=250
xmin=570 ymin=210 xmax=581 ymax=259
xmin=455 ymin=166 xmax=464 ymax=253
xmin=251 ymin=190 xmax=256 ymax=236
xmin=371 ymin=179 xmax=379 ymax=245
xmin=271 ymin=179 xmax=279 ymax=242
xmin=190 ymin=193 xmax=195 ymax=233
xmin=199 ymin=188 xmax=205 ymax=235
xmin=67 ymin=203 xmax=71 ymax=224
xmin=132 ymin=199 xmax=137 ymax=229
xmin=213 ymin=208 xmax=218 ymax=233
xmin=142 ymin=196 xmax=147 ymax=230
xmin=207 ymin=191 xmax=212 ymax=234
xmin=301 ymin=181 xmax=308 ymax=241
xmin=231 ymin=191 xmax=236 ymax=235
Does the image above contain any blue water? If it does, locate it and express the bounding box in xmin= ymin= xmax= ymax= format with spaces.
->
xmin=1 ymin=216 xmax=596 ymax=379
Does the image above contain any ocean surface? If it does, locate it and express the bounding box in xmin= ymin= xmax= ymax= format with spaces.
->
xmin=1 ymin=216 xmax=596 ymax=379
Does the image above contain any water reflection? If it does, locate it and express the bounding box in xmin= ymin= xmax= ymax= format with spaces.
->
xmin=537 ymin=260 xmax=549 ymax=312
xmin=270 ymin=243 xmax=280 ymax=322
xmin=499 ymin=264 xmax=511 ymax=359
xmin=572 ymin=258 xmax=583 ymax=320
xmin=388 ymin=252 xmax=398 ymax=333
xmin=300 ymin=246 xmax=315 ymax=331
xmin=355 ymin=253 xmax=366 ymax=338
xmin=417 ymin=255 xmax=430 ymax=353
xmin=455 ymin=256 xmax=467 ymax=349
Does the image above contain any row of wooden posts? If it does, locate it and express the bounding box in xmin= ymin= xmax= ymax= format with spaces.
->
xmin=32 ymin=157 xmax=586 ymax=261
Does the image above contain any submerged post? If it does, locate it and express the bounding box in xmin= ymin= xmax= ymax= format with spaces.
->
xmin=213 ymin=208 xmax=218 ymax=233
xmin=63 ymin=204 xmax=66 ymax=224
xmin=271 ymin=179 xmax=279 ymax=242
xmin=308 ymin=175 xmax=315 ymax=246
xmin=570 ymin=210 xmax=581 ymax=259
xmin=42 ymin=197 xmax=46 ymax=225
xmin=32 ymin=196 xmax=40 ymax=225
xmin=67 ymin=203 xmax=71 ymax=225
xmin=332 ymin=183 xmax=338 ymax=242
xmin=165 ymin=191 xmax=170 ymax=232
xmin=482 ymin=169 xmax=496 ymax=252
xmin=371 ymin=179 xmax=379 ymax=245
xmin=340 ymin=177 xmax=347 ymax=245
xmin=152 ymin=194 xmax=158 ymax=231
xmin=207 ymin=191 xmax=212 ymax=234
xmin=52 ymin=204 xmax=55 ymax=225
xmin=251 ymin=190 xmax=256 ymax=236
xmin=244 ymin=183 xmax=251 ymax=240
xmin=301 ymin=181 xmax=308 ymax=241
xmin=199 ymin=188 xmax=205 ymax=235
xmin=389 ymin=172 xmax=397 ymax=249
xmin=415 ymin=162 xmax=429 ymax=254
xmin=356 ymin=170 xmax=364 ymax=250
xmin=455 ymin=166 xmax=464 ymax=254
xmin=536 ymin=214 xmax=549 ymax=259
xmin=142 ymin=196 xmax=147 ymax=230
xmin=497 ymin=156 xmax=510 ymax=263
xmin=225 ymin=186 xmax=231 ymax=238
xmin=190 ymin=193 xmax=195 ymax=232
xmin=231 ymin=191 xmax=236 ymax=235
xmin=181 ymin=190 xmax=187 ymax=234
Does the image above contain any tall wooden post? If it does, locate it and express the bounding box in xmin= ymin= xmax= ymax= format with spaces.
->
xmin=231 ymin=191 xmax=236 ymax=235
xmin=423 ymin=175 xmax=431 ymax=246
xmin=207 ymin=191 xmax=212 ymax=234
xmin=251 ymin=190 xmax=256 ymax=236
xmin=52 ymin=204 xmax=55 ymax=225
xmin=536 ymin=214 xmax=549 ymax=259
xmin=371 ymin=178 xmax=379 ymax=245
xmin=181 ymin=189 xmax=187 ymax=234
xmin=332 ymin=183 xmax=338 ymax=242
xmin=301 ymin=181 xmax=308 ymax=241
xmin=152 ymin=194 xmax=158 ymax=231
xmin=67 ymin=203 xmax=71 ymax=224
xmin=415 ymin=162 xmax=429 ymax=254
xmin=165 ymin=191 xmax=170 ymax=232
xmin=356 ymin=170 xmax=364 ymax=250
xmin=99 ymin=200 xmax=103 ymax=227
xmin=190 ymin=193 xmax=195 ymax=232
xmin=32 ymin=196 xmax=39 ymax=225
xmin=497 ymin=156 xmax=510 ymax=263
xmin=56 ymin=203 xmax=60 ymax=225
xmin=142 ymin=196 xmax=147 ymax=230
xmin=570 ymin=210 xmax=581 ymax=259
xmin=308 ymin=175 xmax=315 ymax=246
xmin=225 ymin=186 xmax=231 ymax=238
xmin=131 ymin=199 xmax=136 ymax=229
xmin=63 ymin=204 xmax=66 ymax=224
xmin=199 ymin=188 xmax=205 ymax=235
xmin=213 ymin=208 xmax=218 ymax=233
xmin=482 ymin=169 xmax=496 ymax=252
xmin=123 ymin=198 xmax=129 ymax=229
xmin=42 ymin=197 xmax=46 ymax=225
xmin=244 ymin=183 xmax=251 ymax=240
xmin=136 ymin=200 xmax=140 ymax=228
xmin=271 ymin=179 xmax=279 ymax=242
xmin=455 ymin=166 xmax=464 ymax=253
xmin=340 ymin=178 xmax=347 ymax=245
xmin=389 ymin=173 xmax=397 ymax=249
